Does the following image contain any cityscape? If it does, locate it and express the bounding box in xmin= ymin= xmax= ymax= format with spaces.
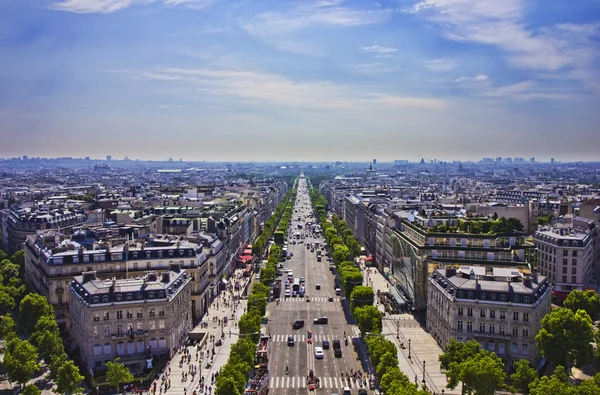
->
xmin=2 ymin=0 xmax=600 ymax=395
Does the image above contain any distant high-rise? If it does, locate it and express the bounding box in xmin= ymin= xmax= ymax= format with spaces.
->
xmin=530 ymin=157 xmax=535 ymax=163
xmin=85 ymin=157 xmax=90 ymax=161
xmin=495 ymin=157 xmax=503 ymax=164
xmin=22 ymin=155 xmax=28 ymax=161
xmin=550 ymin=158 xmax=555 ymax=164
xmin=106 ymin=155 xmax=112 ymax=161
xmin=372 ymin=159 xmax=377 ymax=165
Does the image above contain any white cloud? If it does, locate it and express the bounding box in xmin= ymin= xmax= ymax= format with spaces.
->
xmin=131 ymin=67 xmax=445 ymax=110
xmin=408 ymin=0 xmax=600 ymax=93
xmin=241 ymin=2 xmax=395 ymax=36
xmin=453 ymin=74 xmax=488 ymax=83
xmin=52 ymin=0 xmax=214 ymax=13
xmin=359 ymin=45 xmax=398 ymax=56
xmin=349 ymin=63 xmax=399 ymax=74
xmin=423 ymin=59 xmax=456 ymax=71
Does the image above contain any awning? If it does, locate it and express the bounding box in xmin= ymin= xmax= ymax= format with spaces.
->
xmin=364 ymin=256 xmax=374 ymax=262
xmin=243 ymin=249 xmax=253 ymax=255
xmin=222 ymin=279 xmax=228 ymax=285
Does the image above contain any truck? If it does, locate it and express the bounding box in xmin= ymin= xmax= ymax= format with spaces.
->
xmin=272 ymin=280 xmax=282 ymax=299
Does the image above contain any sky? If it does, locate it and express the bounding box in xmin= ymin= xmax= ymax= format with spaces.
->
xmin=0 ymin=0 xmax=599 ymax=162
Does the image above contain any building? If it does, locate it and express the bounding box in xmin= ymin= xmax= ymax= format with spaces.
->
xmin=534 ymin=217 xmax=597 ymax=298
xmin=24 ymin=227 xmax=206 ymax=331
xmin=427 ymin=266 xmax=552 ymax=371
xmin=68 ymin=267 xmax=192 ymax=374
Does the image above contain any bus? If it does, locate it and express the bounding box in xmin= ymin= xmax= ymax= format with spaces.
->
xmin=293 ymin=278 xmax=301 ymax=292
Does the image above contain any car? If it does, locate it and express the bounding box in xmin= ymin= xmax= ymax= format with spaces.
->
xmin=255 ymin=274 xmax=260 ymax=280
xmin=343 ymin=388 xmax=351 ymax=395
xmin=322 ymin=340 xmax=330 ymax=349
xmin=292 ymin=291 xmax=297 ymax=297
xmin=335 ymin=288 xmax=342 ymax=296
xmin=328 ymin=296 xmax=334 ymax=302
xmin=314 ymin=347 xmax=324 ymax=359
xmin=287 ymin=255 xmax=292 ymax=260
xmin=358 ymin=390 xmax=368 ymax=395
xmin=290 ymin=253 xmax=294 ymax=257
xmin=300 ymin=277 xmax=304 ymax=283
xmin=287 ymin=336 xmax=295 ymax=346
xmin=285 ymin=289 xmax=291 ymax=297
xmin=313 ymin=317 xmax=328 ymax=324
xmin=315 ymin=284 xmax=321 ymax=290
xmin=292 ymin=320 xmax=305 ymax=329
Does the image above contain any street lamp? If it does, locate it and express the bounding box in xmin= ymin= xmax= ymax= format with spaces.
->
xmin=422 ymin=360 xmax=426 ymax=384
xmin=408 ymin=338 xmax=411 ymax=359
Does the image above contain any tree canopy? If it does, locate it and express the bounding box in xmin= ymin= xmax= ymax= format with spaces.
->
xmin=564 ymin=290 xmax=600 ymax=320
xmin=106 ymin=358 xmax=134 ymax=393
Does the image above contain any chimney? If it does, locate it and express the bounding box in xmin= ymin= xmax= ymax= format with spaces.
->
xmin=469 ymin=268 xmax=476 ymax=280
xmin=169 ymin=263 xmax=181 ymax=273
xmin=82 ymin=271 xmax=97 ymax=283
xmin=148 ymin=273 xmax=158 ymax=282
xmin=162 ymin=272 xmax=170 ymax=283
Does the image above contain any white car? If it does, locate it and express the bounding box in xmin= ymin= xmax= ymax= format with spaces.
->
xmin=314 ymin=347 xmax=324 ymax=359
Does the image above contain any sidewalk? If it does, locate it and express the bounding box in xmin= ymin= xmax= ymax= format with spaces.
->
xmin=359 ymin=261 xmax=462 ymax=395
xmin=150 ymin=269 xmax=250 ymax=395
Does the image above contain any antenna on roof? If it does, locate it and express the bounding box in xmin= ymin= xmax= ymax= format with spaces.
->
xmin=125 ymin=234 xmax=129 ymax=280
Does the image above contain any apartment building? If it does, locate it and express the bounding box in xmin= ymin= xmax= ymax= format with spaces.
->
xmin=24 ymin=226 xmax=206 ymax=330
xmin=68 ymin=267 xmax=192 ymax=374
xmin=427 ymin=266 xmax=552 ymax=371
xmin=534 ymin=216 xmax=597 ymax=298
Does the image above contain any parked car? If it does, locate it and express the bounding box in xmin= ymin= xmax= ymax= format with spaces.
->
xmin=313 ymin=317 xmax=328 ymax=324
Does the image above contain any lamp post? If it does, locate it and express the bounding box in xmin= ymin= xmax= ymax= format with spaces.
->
xmin=422 ymin=360 xmax=426 ymax=384
xmin=396 ymin=320 xmax=399 ymax=340
xmin=408 ymin=338 xmax=411 ymax=359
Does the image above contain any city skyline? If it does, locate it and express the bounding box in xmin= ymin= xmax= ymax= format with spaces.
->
xmin=1 ymin=0 xmax=600 ymax=161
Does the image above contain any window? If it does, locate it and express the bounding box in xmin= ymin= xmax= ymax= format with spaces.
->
xmin=149 ymin=308 xmax=155 ymax=316
xmin=117 ymin=341 xmax=124 ymax=355
xmin=468 ymin=292 xmax=474 ymax=300
xmin=137 ymin=309 xmax=143 ymax=318
xmin=512 ymin=326 xmax=519 ymax=336
xmin=523 ymin=328 xmax=529 ymax=337
xmin=499 ymin=324 xmax=505 ymax=335
xmin=467 ymin=308 xmax=473 ymax=317
xmin=523 ymin=313 xmax=529 ymax=322
xmin=524 ymin=297 xmax=530 ymax=304
xmin=467 ymin=322 xmax=473 ymax=332
xmin=149 ymin=321 xmax=156 ymax=330
xmin=500 ymin=310 xmax=506 ymax=319
xmin=480 ymin=293 xmax=486 ymax=301
xmin=479 ymin=323 xmax=486 ymax=333
xmin=562 ymin=267 xmax=568 ymax=274
xmin=93 ymin=326 xmax=99 ymax=336
xmin=94 ymin=344 xmax=102 ymax=356
xmin=572 ymin=259 xmax=577 ymax=266
xmin=563 ymin=258 xmax=568 ymax=265
xmin=522 ymin=343 xmax=529 ymax=354
xmin=572 ymin=267 xmax=577 ymax=274
xmin=458 ymin=307 xmax=464 ymax=316
xmin=490 ymin=294 xmax=496 ymax=301
xmin=563 ymin=250 xmax=568 ymax=256
xmin=572 ymin=250 xmax=577 ymax=257
xmin=102 ymin=295 xmax=109 ymax=303
xmin=127 ymin=341 xmax=134 ymax=354
xmin=150 ymin=338 xmax=157 ymax=348
xmin=489 ymin=324 xmax=496 ymax=334
xmin=93 ymin=313 xmax=100 ymax=322
xmin=104 ymin=326 xmax=110 ymax=336
xmin=514 ymin=296 xmax=520 ymax=303
xmin=116 ymin=294 xmax=122 ymax=302
xmin=137 ymin=339 xmax=144 ymax=353
xmin=126 ymin=293 xmax=132 ymax=301
xmin=513 ymin=312 xmax=519 ymax=321
xmin=137 ymin=293 xmax=143 ymax=300
xmin=103 ymin=312 xmax=110 ymax=320
xmin=488 ymin=340 xmax=494 ymax=352
xmin=498 ymin=342 xmax=505 ymax=354
xmin=158 ymin=337 xmax=166 ymax=348
xmin=562 ymin=275 xmax=567 ymax=282
xmin=500 ymin=295 xmax=507 ymax=302
xmin=572 ymin=276 xmax=577 ymax=283
xmin=480 ymin=309 xmax=486 ymax=318
xmin=159 ymin=308 xmax=165 ymax=316
xmin=159 ymin=320 xmax=165 ymax=330
xmin=117 ymin=324 xmax=123 ymax=335
xmin=149 ymin=292 xmax=155 ymax=300
xmin=117 ymin=311 xmax=122 ymax=319
xmin=127 ymin=311 xmax=133 ymax=318
xmin=457 ymin=320 xmax=464 ymax=331
xmin=158 ymin=291 xmax=165 ymax=299
xmin=512 ymin=342 xmax=518 ymax=352
xmin=92 ymin=296 xmax=99 ymax=304
xmin=104 ymin=343 xmax=111 ymax=354
xmin=490 ymin=309 xmax=496 ymax=319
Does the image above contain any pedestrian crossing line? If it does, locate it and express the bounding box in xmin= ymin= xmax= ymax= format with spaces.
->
xmin=269 ymin=376 xmax=367 ymax=389
xmin=271 ymin=334 xmax=345 ymax=343
xmin=281 ymin=297 xmax=340 ymax=302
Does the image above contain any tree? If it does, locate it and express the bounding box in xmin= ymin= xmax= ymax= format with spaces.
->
xmin=238 ymin=312 xmax=261 ymax=342
xmin=457 ymin=352 xmax=506 ymax=395
xmin=19 ymin=293 xmax=54 ymax=335
xmin=215 ymin=375 xmax=242 ymax=395
xmin=341 ymin=269 xmax=363 ymax=298
xmin=535 ymin=308 xmax=594 ymax=369
xmin=22 ymin=384 xmax=42 ymax=395
xmin=380 ymin=368 xmax=413 ymax=392
xmin=0 ymin=259 xmax=19 ymax=285
xmin=259 ymin=266 xmax=275 ymax=285
xmin=350 ymin=286 xmax=375 ymax=312
xmin=229 ymin=337 xmax=257 ymax=367
xmin=0 ymin=289 xmax=15 ymax=314
xmin=376 ymin=351 xmax=399 ymax=378
xmin=564 ymin=290 xmax=600 ymax=320
xmin=55 ymin=360 xmax=84 ymax=394
xmin=220 ymin=361 xmax=250 ymax=391
xmin=332 ymin=245 xmax=350 ymax=265
xmin=9 ymin=250 xmax=24 ymax=278
xmin=3 ymin=339 xmax=40 ymax=388
xmin=510 ymin=359 xmax=538 ymax=395
xmin=252 ymin=282 xmax=270 ymax=299
xmin=355 ymin=305 xmax=382 ymax=337
xmin=33 ymin=329 xmax=65 ymax=363
xmin=439 ymin=339 xmax=483 ymax=370
xmin=365 ymin=335 xmax=396 ymax=369
xmin=106 ymin=358 xmax=134 ymax=394
xmin=0 ymin=314 xmax=17 ymax=341
xmin=528 ymin=365 xmax=576 ymax=395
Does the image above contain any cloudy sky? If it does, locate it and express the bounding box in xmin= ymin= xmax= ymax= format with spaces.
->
xmin=1 ymin=0 xmax=599 ymax=162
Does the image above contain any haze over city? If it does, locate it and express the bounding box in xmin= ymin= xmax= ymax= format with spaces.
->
xmin=1 ymin=0 xmax=599 ymax=161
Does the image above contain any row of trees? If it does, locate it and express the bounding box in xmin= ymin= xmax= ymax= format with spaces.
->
xmin=214 ymin=279 xmax=270 ymax=394
xmin=252 ymin=189 xmax=296 ymax=257
xmin=0 ymin=248 xmax=85 ymax=394
xmin=307 ymin=189 xmax=382 ymax=337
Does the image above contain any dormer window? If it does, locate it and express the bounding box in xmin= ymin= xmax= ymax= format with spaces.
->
xmin=158 ymin=291 xmax=165 ymax=299
xmin=146 ymin=251 xmax=151 ymax=259
xmin=133 ymin=252 xmax=138 ymax=258
xmin=169 ymin=250 xmax=174 ymax=257
xmin=158 ymin=251 xmax=163 ymax=258
xmin=514 ymin=296 xmax=520 ymax=303
xmin=148 ymin=292 xmax=155 ymax=299
xmin=500 ymin=294 xmax=507 ymax=302
xmin=116 ymin=294 xmax=122 ymax=302
xmin=524 ymin=296 xmax=530 ymax=304
xmin=137 ymin=293 xmax=143 ymax=300
xmin=179 ymin=250 xmax=184 ymax=256
xmin=480 ymin=293 xmax=486 ymax=300
xmin=92 ymin=296 xmax=99 ymax=304
xmin=126 ymin=293 xmax=132 ymax=301
xmin=468 ymin=292 xmax=474 ymax=300
xmin=102 ymin=295 xmax=109 ymax=303
xmin=188 ymin=250 xmax=194 ymax=256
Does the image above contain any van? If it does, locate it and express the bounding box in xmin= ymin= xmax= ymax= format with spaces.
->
xmin=335 ymin=288 xmax=342 ymax=296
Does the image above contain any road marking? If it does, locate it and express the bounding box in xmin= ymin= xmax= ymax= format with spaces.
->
xmin=268 ymin=376 xmax=369 ymax=389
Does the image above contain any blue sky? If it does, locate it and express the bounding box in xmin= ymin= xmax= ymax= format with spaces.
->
xmin=1 ymin=0 xmax=599 ymax=162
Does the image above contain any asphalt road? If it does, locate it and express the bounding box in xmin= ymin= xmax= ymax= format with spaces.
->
xmin=266 ymin=178 xmax=369 ymax=395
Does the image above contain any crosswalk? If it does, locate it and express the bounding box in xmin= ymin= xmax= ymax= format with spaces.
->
xmin=281 ymin=296 xmax=340 ymax=302
xmin=269 ymin=376 xmax=368 ymax=389
xmin=271 ymin=334 xmax=346 ymax=343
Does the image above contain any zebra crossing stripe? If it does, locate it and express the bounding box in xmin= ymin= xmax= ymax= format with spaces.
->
xmin=269 ymin=377 xmax=368 ymax=389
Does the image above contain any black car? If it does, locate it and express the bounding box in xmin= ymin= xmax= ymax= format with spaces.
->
xmin=358 ymin=390 xmax=368 ymax=395
xmin=292 ymin=320 xmax=305 ymax=329
xmin=287 ymin=336 xmax=295 ymax=346
xmin=322 ymin=340 xmax=330 ymax=349
xmin=313 ymin=317 xmax=328 ymax=324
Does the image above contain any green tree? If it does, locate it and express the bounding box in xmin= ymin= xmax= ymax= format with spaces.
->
xmin=0 ymin=259 xmax=19 ymax=285
xmin=0 ymin=289 xmax=15 ymax=314
xmin=215 ymin=375 xmax=242 ymax=395
xmin=220 ymin=361 xmax=250 ymax=391
xmin=439 ymin=339 xmax=483 ymax=371
xmin=259 ymin=266 xmax=275 ymax=285
xmin=106 ymin=358 xmax=134 ymax=394
xmin=19 ymin=293 xmax=54 ymax=335
xmin=350 ymin=286 xmax=374 ymax=312
xmin=229 ymin=337 xmax=257 ymax=367
xmin=564 ymin=290 xmax=600 ymax=320
xmin=456 ymin=352 xmax=506 ymax=395
xmin=341 ymin=269 xmax=363 ymax=298
xmin=535 ymin=308 xmax=594 ymax=369
xmin=376 ymin=351 xmax=399 ymax=378
xmin=0 ymin=314 xmax=17 ymax=341
xmin=9 ymin=250 xmax=24 ymax=277
xmin=252 ymin=282 xmax=270 ymax=299
xmin=528 ymin=365 xmax=575 ymax=395
xmin=355 ymin=306 xmax=382 ymax=337
xmin=3 ymin=339 xmax=40 ymax=388
xmin=247 ymin=294 xmax=268 ymax=317
xmin=54 ymin=360 xmax=84 ymax=394
xmin=510 ymin=359 xmax=538 ymax=395
xmin=33 ymin=329 xmax=65 ymax=363
xmin=238 ymin=313 xmax=261 ymax=342
xmin=365 ymin=335 xmax=396 ymax=369
xmin=48 ymin=352 xmax=68 ymax=381
xmin=332 ymin=245 xmax=350 ymax=265
xmin=22 ymin=384 xmax=42 ymax=395
xmin=380 ymin=368 xmax=413 ymax=393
